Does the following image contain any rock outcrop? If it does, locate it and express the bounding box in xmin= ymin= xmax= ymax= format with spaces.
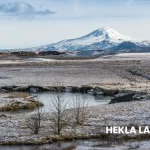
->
xmin=109 ymin=93 xmax=134 ymax=104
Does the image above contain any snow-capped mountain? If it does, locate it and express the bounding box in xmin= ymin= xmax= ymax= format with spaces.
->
xmin=1 ymin=27 xmax=150 ymax=52
xmin=33 ymin=27 xmax=150 ymax=52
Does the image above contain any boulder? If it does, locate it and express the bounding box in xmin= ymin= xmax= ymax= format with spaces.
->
xmin=71 ymin=86 xmax=79 ymax=93
xmin=103 ymin=89 xmax=119 ymax=96
xmin=79 ymin=86 xmax=92 ymax=93
xmin=109 ymin=93 xmax=134 ymax=104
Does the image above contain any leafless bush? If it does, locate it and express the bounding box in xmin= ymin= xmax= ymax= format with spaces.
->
xmin=72 ymin=94 xmax=89 ymax=125
xmin=25 ymin=95 xmax=43 ymax=134
xmin=49 ymin=81 xmax=71 ymax=135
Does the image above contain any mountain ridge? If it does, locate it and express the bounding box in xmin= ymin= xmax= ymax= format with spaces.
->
xmin=34 ymin=27 xmax=150 ymax=52
xmin=1 ymin=27 xmax=150 ymax=52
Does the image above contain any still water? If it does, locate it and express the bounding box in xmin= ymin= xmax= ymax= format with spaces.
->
xmin=33 ymin=92 xmax=111 ymax=112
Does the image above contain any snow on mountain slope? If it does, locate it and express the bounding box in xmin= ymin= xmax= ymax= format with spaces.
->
xmin=1 ymin=27 xmax=150 ymax=52
xmin=36 ymin=27 xmax=137 ymax=51
xmin=81 ymin=27 xmax=135 ymax=42
xmin=136 ymin=41 xmax=150 ymax=47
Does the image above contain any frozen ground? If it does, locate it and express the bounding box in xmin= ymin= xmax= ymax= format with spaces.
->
xmin=0 ymin=53 xmax=150 ymax=93
xmin=0 ymin=59 xmax=127 ymax=87
xmin=0 ymin=53 xmax=150 ymax=148
xmin=0 ymin=98 xmax=150 ymax=146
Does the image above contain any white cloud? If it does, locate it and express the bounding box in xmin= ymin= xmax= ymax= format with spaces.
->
xmin=0 ymin=2 xmax=55 ymax=19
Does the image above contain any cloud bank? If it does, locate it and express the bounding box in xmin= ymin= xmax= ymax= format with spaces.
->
xmin=0 ymin=2 xmax=55 ymax=18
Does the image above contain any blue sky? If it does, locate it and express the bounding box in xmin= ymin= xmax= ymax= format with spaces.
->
xmin=0 ymin=0 xmax=150 ymax=49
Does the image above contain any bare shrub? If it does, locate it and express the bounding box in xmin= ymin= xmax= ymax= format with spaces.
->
xmin=49 ymin=81 xmax=71 ymax=135
xmin=25 ymin=95 xmax=43 ymax=134
xmin=72 ymin=94 xmax=89 ymax=125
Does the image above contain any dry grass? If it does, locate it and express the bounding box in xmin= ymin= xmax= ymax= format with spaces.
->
xmin=7 ymin=92 xmax=31 ymax=99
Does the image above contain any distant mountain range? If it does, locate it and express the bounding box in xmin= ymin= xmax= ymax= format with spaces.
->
xmin=1 ymin=27 xmax=150 ymax=52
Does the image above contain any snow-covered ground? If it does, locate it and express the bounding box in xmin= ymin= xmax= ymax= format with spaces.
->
xmin=0 ymin=98 xmax=150 ymax=146
xmin=0 ymin=53 xmax=150 ymax=91
xmin=114 ymin=53 xmax=150 ymax=59
xmin=0 ymin=53 xmax=150 ymax=148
